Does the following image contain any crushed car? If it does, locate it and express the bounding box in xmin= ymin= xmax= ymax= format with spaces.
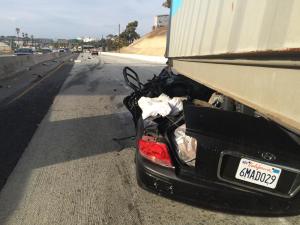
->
xmin=122 ymin=66 xmax=300 ymax=216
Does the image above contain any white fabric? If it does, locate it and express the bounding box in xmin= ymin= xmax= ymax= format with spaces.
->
xmin=138 ymin=94 xmax=183 ymax=119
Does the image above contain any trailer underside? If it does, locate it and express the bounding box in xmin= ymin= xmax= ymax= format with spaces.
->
xmin=171 ymin=58 xmax=300 ymax=134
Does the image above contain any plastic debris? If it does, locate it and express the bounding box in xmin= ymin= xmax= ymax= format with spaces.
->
xmin=173 ymin=124 xmax=197 ymax=166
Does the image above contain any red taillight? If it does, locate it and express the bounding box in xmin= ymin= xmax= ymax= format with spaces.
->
xmin=138 ymin=136 xmax=173 ymax=168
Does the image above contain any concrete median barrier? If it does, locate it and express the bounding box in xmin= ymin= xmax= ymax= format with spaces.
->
xmin=0 ymin=52 xmax=70 ymax=80
xmin=101 ymin=52 xmax=167 ymax=64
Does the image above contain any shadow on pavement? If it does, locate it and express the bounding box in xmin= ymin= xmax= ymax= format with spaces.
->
xmin=0 ymin=111 xmax=136 ymax=224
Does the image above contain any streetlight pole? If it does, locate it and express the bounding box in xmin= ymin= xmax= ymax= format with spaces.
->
xmin=16 ymin=28 xmax=20 ymax=49
xmin=25 ymin=33 xmax=28 ymax=46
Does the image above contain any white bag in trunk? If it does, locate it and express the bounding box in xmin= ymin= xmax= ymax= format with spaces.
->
xmin=173 ymin=124 xmax=197 ymax=166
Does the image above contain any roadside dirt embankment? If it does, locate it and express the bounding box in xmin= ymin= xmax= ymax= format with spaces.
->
xmin=120 ymin=27 xmax=167 ymax=57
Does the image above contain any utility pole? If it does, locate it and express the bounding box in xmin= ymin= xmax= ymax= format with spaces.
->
xmin=118 ymin=24 xmax=120 ymax=53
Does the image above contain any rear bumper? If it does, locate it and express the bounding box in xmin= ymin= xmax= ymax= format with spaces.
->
xmin=136 ymin=152 xmax=300 ymax=216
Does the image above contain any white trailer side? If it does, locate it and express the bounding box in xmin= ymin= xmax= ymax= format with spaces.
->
xmin=167 ymin=0 xmax=300 ymax=133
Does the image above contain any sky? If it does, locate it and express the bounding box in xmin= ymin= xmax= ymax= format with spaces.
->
xmin=0 ymin=0 xmax=169 ymax=39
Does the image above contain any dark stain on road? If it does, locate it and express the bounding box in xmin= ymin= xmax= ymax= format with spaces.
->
xmin=116 ymin=102 xmax=124 ymax=109
xmin=88 ymin=79 xmax=100 ymax=92
xmin=63 ymin=71 xmax=88 ymax=90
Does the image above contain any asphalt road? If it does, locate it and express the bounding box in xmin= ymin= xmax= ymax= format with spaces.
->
xmin=0 ymin=54 xmax=75 ymax=189
xmin=0 ymin=53 xmax=299 ymax=225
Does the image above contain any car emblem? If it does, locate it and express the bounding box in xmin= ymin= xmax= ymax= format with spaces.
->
xmin=261 ymin=152 xmax=276 ymax=161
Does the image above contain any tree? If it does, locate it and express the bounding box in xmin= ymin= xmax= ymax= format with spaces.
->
xmin=162 ymin=0 xmax=171 ymax=8
xmin=103 ymin=21 xmax=140 ymax=51
xmin=119 ymin=21 xmax=140 ymax=45
xmin=106 ymin=34 xmax=116 ymax=40
xmin=99 ymin=37 xmax=106 ymax=47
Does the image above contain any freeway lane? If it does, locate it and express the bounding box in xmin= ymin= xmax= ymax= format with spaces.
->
xmin=0 ymin=53 xmax=298 ymax=225
xmin=0 ymin=55 xmax=75 ymax=189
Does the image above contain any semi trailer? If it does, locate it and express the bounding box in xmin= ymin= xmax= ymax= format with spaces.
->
xmin=167 ymin=0 xmax=300 ymax=133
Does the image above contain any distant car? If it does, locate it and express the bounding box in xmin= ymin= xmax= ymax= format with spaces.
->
xmin=59 ymin=48 xmax=66 ymax=53
xmin=14 ymin=48 xmax=34 ymax=56
xmin=91 ymin=49 xmax=99 ymax=55
xmin=41 ymin=48 xmax=52 ymax=54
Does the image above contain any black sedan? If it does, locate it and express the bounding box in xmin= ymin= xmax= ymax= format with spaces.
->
xmin=122 ymin=66 xmax=300 ymax=216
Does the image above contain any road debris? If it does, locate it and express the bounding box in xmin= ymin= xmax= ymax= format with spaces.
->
xmin=138 ymin=93 xmax=183 ymax=119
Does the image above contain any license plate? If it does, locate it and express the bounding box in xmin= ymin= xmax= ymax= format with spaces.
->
xmin=235 ymin=158 xmax=282 ymax=189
